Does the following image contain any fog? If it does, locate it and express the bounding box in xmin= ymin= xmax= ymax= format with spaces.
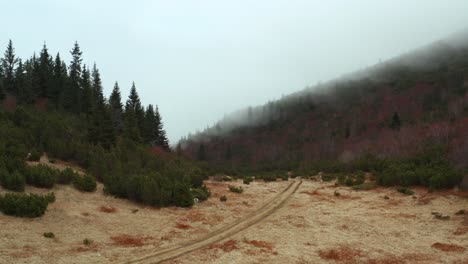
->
xmin=1 ymin=0 xmax=468 ymax=143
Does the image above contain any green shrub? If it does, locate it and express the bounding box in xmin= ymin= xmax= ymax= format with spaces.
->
xmin=322 ymin=173 xmax=338 ymax=182
xmin=0 ymin=192 xmax=55 ymax=217
xmin=334 ymin=190 xmax=340 ymax=196
xmin=262 ymin=174 xmax=277 ymax=182
xmin=25 ymin=165 xmax=58 ymax=188
xmin=83 ymin=238 xmax=92 ymax=246
xmin=352 ymin=183 xmax=376 ymax=190
xmin=43 ymin=232 xmax=55 ymax=238
xmin=222 ymin=176 xmax=232 ymax=182
xmin=0 ymin=170 xmax=25 ymax=192
xmin=191 ymin=185 xmax=211 ymax=202
xmin=243 ymin=176 xmax=253 ymax=185
xmin=397 ymin=187 xmax=415 ymax=195
xmin=28 ymin=150 xmax=41 ymax=162
xmin=73 ymin=175 xmax=97 ymax=192
xmin=220 ymin=195 xmax=227 ymax=202
xmin=228 ymin=185 xmax=243 ymax=193
xmin=57 ymin=168 xmax=76 ymax=184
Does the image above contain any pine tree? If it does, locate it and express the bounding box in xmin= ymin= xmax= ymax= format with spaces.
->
xmin=66 ymin=41 xmax=82 ymax=112
xmin=37 ymin=43 xmax=54 ymax=99
xmin=154 ymin=106 xmax=170 ymax=150
xmin=390 ymin=112 xmax=401 ymax=131
xmin=81 ymin=65 xmax=93 ymax=113
xmin=143 ymin=104 xmax=157 ymax=144
xmin=2 ymin=40 xmax=18 ymax=95
xmin=198 ymin=143 xmax=206 ymax=161
xmin=52 ymin=53 xmax=68 ymax=108
xmin=14 ymin=59 xmax=28 ymax=103
xmin=0 ymin=60 xmax=5 ymax=100
xmin=109 ymin=82 xmax=124 ymax=135
xmin=20 ymin=58 xmax=36 ymax=104
xmin=127 ymin=82 xmax=145 ymax=132
xmin=124 ymin=104 xmax=141 ymax=142
xmin=91 ymin=63 xmax=105 ymax=108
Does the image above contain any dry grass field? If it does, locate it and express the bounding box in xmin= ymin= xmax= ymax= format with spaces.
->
xmin=1 ymin=174 xmax=467 ymax=264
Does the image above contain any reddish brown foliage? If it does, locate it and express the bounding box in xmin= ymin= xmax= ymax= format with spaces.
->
xmin=454 ymin=227 xmax=468 ymax=236
xmin=175 ymin=222 xmax=191 ymax=229
xmin=2 ymin=95 xmax=17 ymax=111
xmin=110 ymin=234 xmax=152 ymax=247
xmin=99 ymin=206 xmax=117 ymax=213
xmin=243 ymin=239 xmax=274 ymax=250
xmin=318 ymin=245 xmax=363 ymax=262
xmin=207 ymin=239 xmax=239 ymax=252
xmin=431 ymin=242 xmax=465 ymax=252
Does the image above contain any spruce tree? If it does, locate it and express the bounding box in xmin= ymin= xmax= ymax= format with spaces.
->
xmin=66 ymin=41 xmax=82 ymax=113
xmin=143 ymin=104 xmax=157 ymax=144
xmin=91 ymin=63 xmax=105 ymax=108
xmin=154 ymin=106 xmax=170 ymax=150
xmin=391 ymin=112 xmax=401 ymax=131
xmin=81 ymin=65 xmax=93 ymax=114
xmin=127 ymin=82 xmax=145 ymax=132
xmin=37 ymin=43 xmax=54 ymax=99
xmin=14 ymin=59 xmax=28 ymax=103
xmin=2 ymin=40 xmax=18 ymax=95
xmin=52 ymin=53 xmax=68 ymax=108
xmin=0 ymin=61 xmax=5 ymax=100
xmin=109 ymin=82 xmax=124 ymax=135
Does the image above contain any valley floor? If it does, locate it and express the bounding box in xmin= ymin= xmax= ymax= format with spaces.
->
xmin=0 ymin=178 xmax=467 ymax=264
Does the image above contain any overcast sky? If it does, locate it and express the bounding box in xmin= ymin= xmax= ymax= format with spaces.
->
xmin=2 ymin=0 xmax=468 ymax=143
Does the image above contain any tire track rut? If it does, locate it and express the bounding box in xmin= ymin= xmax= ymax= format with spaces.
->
xmin=124 ymin=180 xmax=302 ymax=264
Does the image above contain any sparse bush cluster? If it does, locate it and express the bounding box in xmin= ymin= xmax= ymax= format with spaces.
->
xmin=27 ymin=150 xmax=41 ymax=162
xmin=73 ymin=174 xmax=97 ymax=192
xmin=243 ymin=176 xmax=253 ymax=185
xmin=337 ymin=171 xmax=365 ymax=186
xmin=220 ymin=195 xmax=227 ymax=202
xmin=0 ymin=192 xmax=55 ymax=218
xmin=25 ymin=165 xmax=59 ymax=188
xmin=191 ymin=185 xmax=211 ymax=202
xmin=228 ymin=185 xmax=244 ymax=193
xmin=57 ymin=168 xmax=78 ymax=184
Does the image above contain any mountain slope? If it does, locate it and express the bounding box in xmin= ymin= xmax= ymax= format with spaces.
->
xmin=181 ymin=31 xmax=468 ymax=174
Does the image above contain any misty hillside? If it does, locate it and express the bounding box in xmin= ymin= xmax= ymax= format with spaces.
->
xmin=181 ymin=30 xmax=468 ymax=176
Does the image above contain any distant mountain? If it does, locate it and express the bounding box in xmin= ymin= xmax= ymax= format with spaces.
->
xmin=181 ymin=29 xmax=468 ymax=172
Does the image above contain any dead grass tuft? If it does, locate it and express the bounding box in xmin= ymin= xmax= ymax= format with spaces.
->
xmin=110 ymin=234 xmax=152 ymax=247
xmin=243 ymin=239 xmax=274 ymax=250
xmin=318 ymin=245 xmax=363 ymax=262
xmin=99 ymin=206 xmax=117 ymax=213
xmin=207 ymin=239 xmax=239 ymax=252
xmin=431 ymin=242 xmax=465 ymax=252
xmin=454 ymin=227 xmax=468 ymax=236
xmin=175 ymin=222 xmax=191 ymax=229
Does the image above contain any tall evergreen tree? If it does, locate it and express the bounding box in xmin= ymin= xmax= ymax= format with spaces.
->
xmin=2 ymin=40 xmax=18 ymax=95
xmin=109 ymin=81 xmax=124 ymax=135
xmin=81 ymin=65 xmax=93 ymax=113
xmin=37 ymin=43 xmax=54 ymax=99
xmin=127 ymin=82 xmax=145 ymax=130
xmin=66 ymin=41 xmax=83 ymax=112
xmin=0 ymin=60 xmax=5 ymax=100
xmin=91 ymin=63 xmax=105 ymax=108
xmin=52 ymin=53 xmax=68 ymax=108
xmin=154 ymin=106 xmax=170 ymax=150
xmin=391 ymin=112 xmax=401 ymax=131
xmin=14 ymin=59 xmax=28 ymax=103
xmin=143 ymin=104 xmax=157 ymax=144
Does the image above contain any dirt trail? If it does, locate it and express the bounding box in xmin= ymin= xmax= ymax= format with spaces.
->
xmin=123 ymin=180 xmax=303 ymax=264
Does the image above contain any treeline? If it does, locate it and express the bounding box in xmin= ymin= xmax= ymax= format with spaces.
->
xmin=0 ymin=40 xmax=169 ymax=150
xmin=0 ymin=40 xmax=208 ymax=212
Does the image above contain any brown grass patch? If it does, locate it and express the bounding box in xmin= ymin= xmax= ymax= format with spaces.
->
xmin=185 ymin=211 xmax=206 ymax=222
xmin=175 ymin=222 xmax=191 ymax=229
xmin=244 ymin=239 xmax=274 ymax=250
xmin=207 ymin=239 xmax=239 ymax=252
xmin=368 ymin=253 xmax=432 ymax=264
xmin=454 ymin=227 xmax=468 ymax=236
xmin=110 ymin=234 xmax=152 ymax=247
xmin=318 ymin=245 xmax=363 ymax=262
xmin=417 ymin=194 xmax=435 ymax=205
xmin=99 ymin=206 xmax=117 ymax=213
xmin=301 ymin=190 xmax=321 ymax=196
xmin=81 ymin=212 xmax=90 ymax=216
xmin=431 ymin=242 xmax=465 ymax=252
xmin=336 ymin=194 xmax=361 ymax=200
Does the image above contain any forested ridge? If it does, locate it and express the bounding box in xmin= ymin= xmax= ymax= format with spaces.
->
xmin=0 ymin=40 xmax=208 ymax=212
xmin=181 ymin=32 xmax=468 ymax=190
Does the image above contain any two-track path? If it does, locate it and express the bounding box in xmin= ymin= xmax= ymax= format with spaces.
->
xmin=123 ymin=179 xmax=303 ymax=264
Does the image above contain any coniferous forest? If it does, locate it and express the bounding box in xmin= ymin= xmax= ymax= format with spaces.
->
xmin=0 ymin=40 xmax=208 ymax=209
